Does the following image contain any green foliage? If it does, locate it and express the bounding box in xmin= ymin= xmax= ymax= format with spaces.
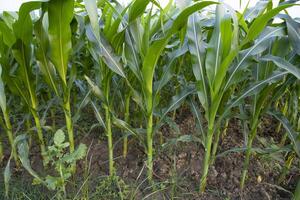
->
xmin=39 ymin=129 xmax=87 ymax=196
xmin=92 ymin=176 xmax=129 ymax=200
xmin=0 ymin=0 xmax=300 ymax=198
xmin=4 ymin=130 xmax=87 ymax=199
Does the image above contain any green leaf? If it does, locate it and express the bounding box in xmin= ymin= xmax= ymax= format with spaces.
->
xmin=212 ymin=5 xmax=239 ymax=95
xmin=168 ymin=1 xmax=218 ymax=34
xmin=242 ymin=4 xmax=295 ymax=45
xmin=268 ymin=110 xmax=300 ymax=157
xmin=128 ymin=0 xmax=150 ymax=23
xmin=12 ymin=40 xmax=37 ymax=109
xmin=154 ymin=44 xmax=188 ymax=97
xmin=124 ymin=30 xmax=142 ymax=80
xmin=160 ymin=85 xmax=196 ymax=121
xmin=0 ymin=21 xmax=16 ymax=47
xmin=34 ymin=14 xmax=59 ymax=96
xmin=188 ymin=98 xmax=205 ymax=137
xmin=112 ymin=116 xmax=143 ymax=143
xmin=91 ymin=101 xmax=106 ymax=130
xmin=84 ymin=0 xmax=100 ymax=40
xmin=244 ymin=0 xmax=269 ymax=22
xmin=286 ymin=16 xmax=300 ymax=55
xmin=13 ymin=2 xmax=41 ymax=45
xmin=187 ymin=13 xmax=209 ymax=110
xmin=48 ymin=0 xmax=74 ymax=85
xmin=85 ymin=75 xmax=104 ymax=100
xmin=260 ymin=55 xmax=300 ymax=79
xmin=142 ymin=1 xmax=217 ymax=112
xmin=45 ymin=175 xmax=58 ymax=190
xmin=205 ymin=5 xmax=231 ymax=90
xmin=84 ymin=0 xmax=126 ymax=78
xmin=62 ymin=143 xmax=87 ymax=163
xmin=225 ymin=26 xmax=285 ymax=90
xmin=224 ymin=71 xmax=288 ymax=115
xmin=86 ymin=26 xmax=126 ymax=78
xmin=54 ymin=129 xmax=65 ymax=146
xmin=17 ymin=135 xmax=43 ymax=182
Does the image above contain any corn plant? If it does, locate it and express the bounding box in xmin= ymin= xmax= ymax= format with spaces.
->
xmin=84 ymin=0 xmax=128 ymax=176
xmin=0 ymin=0 xmax=300 ymax=198
xmin=239 ymin=11 xmax=300 ymax=188
xmin=121 ymin=0 xmax=218 ymax=181
xmin=187 ymin=2 xmax=297 ymax=191
xmin=0 ymin=2 xmax=49 ymax=162
xmin=270 ymin=80 xmax=300 ymax=184
xmin=33 ymin=0 xmax=76 ymax=156
xmin=47 ymin=0 xmax=76 ymax=153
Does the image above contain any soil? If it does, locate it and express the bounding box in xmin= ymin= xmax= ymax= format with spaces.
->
xmin=0 ymin=106 xmax=299 ymax=200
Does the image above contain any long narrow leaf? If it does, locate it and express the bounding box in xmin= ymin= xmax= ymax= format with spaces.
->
xmin=48 ymin=0 xmax=74 ymax=85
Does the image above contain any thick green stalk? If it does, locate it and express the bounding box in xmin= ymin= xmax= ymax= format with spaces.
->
xmin=105 ymin=106 xmax=114 ymax=176
xmin=63 ymin=101 xmax=74 ymax=153
xmin=59 ymin=163 xmax=67 ymax=199
xmin=240 ymin=124 xmax=258 ymax=189
xmin=32 ymin=110 xmax=46 ymax=161
xmin=123 ymin=93 xmax=130 ymax=158
xmin=211 ymin=119 xmax=229 ymax=165
xmin=145 ymin=83 xmax=154 ymax=181
xmin=104 ymin=79 xmax=114 ymax=176
xmin=3 ymin=110 xmax=18 ymax=166
xmin=200 ymin=125 xmax=214 ymax=192
xmin=146 ymin=113 xmax=153 ymax=181
xmin=211 ymin=130 xmax=221 ymax=165
xmin=63 ymin=100 xmax=76 ymax=173
xmin=200 ymin=96 xmax=222 ymax=192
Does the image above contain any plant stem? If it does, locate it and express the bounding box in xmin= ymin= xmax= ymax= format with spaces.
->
xmin=240 ymin=125 xmax=257 ymax=189
xmin=32 ymin=110 xmax=47 ymax=162
xmin=3 ymin=110 xmax=18 ymax=166
xmin=123 ymin=93 xmax=130 ymax=158
xmin=63 ymin=101 xmax=74 ymax=153
xmin=200 ymin=126 xmax=214 ymax=193
xmin=105 ymin=106 xmax=115 ymax=176
xmin=211 ymin=119 xmax=229 ymax=165
xmin=59 ymin=163 xmax=67 ymax=199
xmin=211 ymin=130 xmax=221 ymax=165
xmin=104 ymin=78 xmax=115 ymax=176
xmin=146 ymin=113 xmax=153 ymax=181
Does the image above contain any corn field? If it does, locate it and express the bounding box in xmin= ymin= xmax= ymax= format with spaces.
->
xmin=0 ymin=0 xmax=300 ymax=199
